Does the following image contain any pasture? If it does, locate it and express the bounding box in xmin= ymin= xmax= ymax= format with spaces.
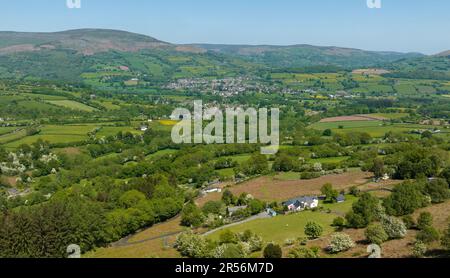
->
xmin=47 ymin=100 xmax=97 ymax=112
xmin=206 ymin=211 xmax=337 ymax=244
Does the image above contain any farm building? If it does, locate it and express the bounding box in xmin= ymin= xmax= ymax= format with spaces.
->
xmin=336 ymin=194 xmax=346 ymax=203
xmin=283 ymin=196 xmax=319 ymax=211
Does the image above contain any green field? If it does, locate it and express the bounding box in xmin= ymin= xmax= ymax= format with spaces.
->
xmin=310 ymin=121 xmax=438 ymax=137
xmin=309 ymin=156 xmax=350 ymax=164
xmin=206 ymin=211 xmax=337 ymax=244
xmin=47 ymin=100 xmax=97 ymax=112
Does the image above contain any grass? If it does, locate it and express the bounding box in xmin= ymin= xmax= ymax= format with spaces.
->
xmin=146 ymin=149 xmax=179 ymax=160
xmin=47 ymin=100 xmax=97 ymax=112
xmin=310 ymin=121 xmax=438 ymax=138
xmin=309 ymin=156 xmax=350 ymax=164
xmin=273 ymin=172 xmax=300 ymax=181
xmin=320 ymin=195 xmax=358 ymax=215
xmin=206 ymin=211 xmax=337 ymax=244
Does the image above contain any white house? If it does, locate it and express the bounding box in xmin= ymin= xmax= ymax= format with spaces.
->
xmin=283 ymin=196 xmax=319 ymax=211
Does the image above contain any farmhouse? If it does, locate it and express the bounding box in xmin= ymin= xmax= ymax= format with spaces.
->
xmin=283 ymin=196 xmax=319 ymax=211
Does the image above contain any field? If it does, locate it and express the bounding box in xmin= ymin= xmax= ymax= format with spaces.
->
xmin=300 ymin=200 xmax=450 ymax=258
xmin=207 ymin=211 xmax=337 ymax=244
xmin=47 ymin=100 xmax=97 ymax=112
xmin=196 ymin=169 xmax=371 ymax=206
xmin=0 ymin=124 xmax=141 ymax=149
xmin=86 ymin=217 xmax=185 ymax=258
xmin=310 ymin=121 xmax=439 ymax=137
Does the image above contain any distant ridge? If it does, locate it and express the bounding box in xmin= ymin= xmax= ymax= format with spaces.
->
xmin=0 ymin=29 xmax=171 ymax=55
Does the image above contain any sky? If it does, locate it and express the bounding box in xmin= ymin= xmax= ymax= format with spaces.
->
xmin=0 ymin=0 xmax=449 ymax=54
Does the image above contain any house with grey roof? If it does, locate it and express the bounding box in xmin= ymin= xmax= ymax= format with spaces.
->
xmin=283 ymin=196 xmax=319 ymax=212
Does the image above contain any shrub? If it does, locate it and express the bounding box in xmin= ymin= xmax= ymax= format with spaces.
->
xmin=424 ymin=178 xmax=449 ymax=204
xmin=417 ymin=212 xmax=433 ymax=230
xmin=174 ymin=231 xmax=211 ymax=258
xmin=327 ymin=233 xmax=355 ymax=254
xmin=288 ymin=246 xmax=320 ymax=258
xmin=412 ymin=241 xmax=427 ymax=258
xmin=416 ymin=226 xmax=440 ymax=244
xmin=381 ymin=216 xmax=407 ymax=239
xmin=304 ymin=222 xmax=324 ymax=239
xmin=402 ymin=215 xmax=416 ymax=229
xmin=442 ymin=223 xmax=450 ymax=250
xmin=332 ymin=217 xmax=345 ymax=230
xmin=365 ymin=223 xmax=389 ymax=245
xmin=219 ymin=230 xmax=238 ymax=244
xmin=263 ymin=243 xmax=282 ymax=258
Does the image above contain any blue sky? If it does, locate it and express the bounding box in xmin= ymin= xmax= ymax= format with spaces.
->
xmin=0 ymin=0 xmax=449 ymax=54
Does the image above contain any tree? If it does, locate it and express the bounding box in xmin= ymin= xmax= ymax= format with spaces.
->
xmin=305 ymin=222 xmax=323 ymax=239
xmin=321 ymin=183 xmax=339 ymax=203
xmin=417 ymin=212 xmax=433 ymax=230
xmin=272 ymin=154 xmax=295 ymax=172
xmin=263 ymin=243 xmax=282 ymax=258
xmin=202 ymin=201 xmax=225 ymax=215
xmin=174 ymin=231 xmax=211 ymax=258
xmin=222 ymin=189 xmax=235 ymax=206
xmin=381 ymin=216 xmax=407 ymax=239
xmin=371 ymin=158 xmax=385 ymax=179
xmin=346 ymin=193 xmax=380 ymax=228
xmin=424 ymin=179 xmax=449 ymax=204
xmin=383 ymin=181 xmax=428 ymax=216
xmin=119 ymin=190 xmax=146 ymax=208
xmin=181 ymin=202 xmax=204 ymax=228
xmin=327 ymin=233 xmax=355 ymax=254
xmin=322 ymin=129 xmax=332 ymax=136
xmin=365 ymin=223 xmax=388 ymax=245
xmin=219 ymin=230 xmax=238 ymax=244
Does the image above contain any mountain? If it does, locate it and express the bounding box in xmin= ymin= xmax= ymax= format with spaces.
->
xmin=435 ymin=50 xmax=450 ymax=57
xmin=0 ymin=28 xmax=441 ymax=84
xmin=0 ymin=29 xmax=171 ymax=55
xmin=384 ymin=55 xmax=450 ymax=80
xmin=191 ymin=44 xmax=424 ymax=68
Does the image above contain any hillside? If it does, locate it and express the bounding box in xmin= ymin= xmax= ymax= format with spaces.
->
xmin=384 ymin=55 xmax=450 ymax=80
xmin=0 ymin=29 xmax=444 ymax=84
xmin=0 ymin=29 xmax=170 ymax=55
xmin=192 ymin=43 xmax=424 ymax=68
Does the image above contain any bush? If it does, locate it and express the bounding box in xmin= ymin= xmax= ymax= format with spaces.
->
xmin=304 ymin=222 xmax=324 ymax=239
xmin=424 ymin=179 xmax=449 ymax=204
xmin=332 ymin=217 xmax=345 ymax=230
xmin=288 ymin=246 xmax=320 ymax=258
xmin=365 ymin=223 xmax=389 ymax=245
xmin=381 ymin=216 xmax=407 ymax=239
xmin=412 ymin=241 xmax=427 ymax=258
xmin=219 ymin=230 xmax=238 ymax=244
xmin=181 ymin=202 xmax=204 ymax=228
xmin=174 ymin=231 xmax=211 ymax=258
xmin=442 ymin=223 xmax=450 ymax=250
xmin=416 ymin=226 xmax=440 ymax=244
xmin=327 ymin=233 xmax=355 ymax=254
xmin=417 ymin=212 xmax=433 ymax=230
xmin=263 ymin=243 xmax=282 ymax=258
xmin=402 ymin=215 xmax=416 ymax=229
